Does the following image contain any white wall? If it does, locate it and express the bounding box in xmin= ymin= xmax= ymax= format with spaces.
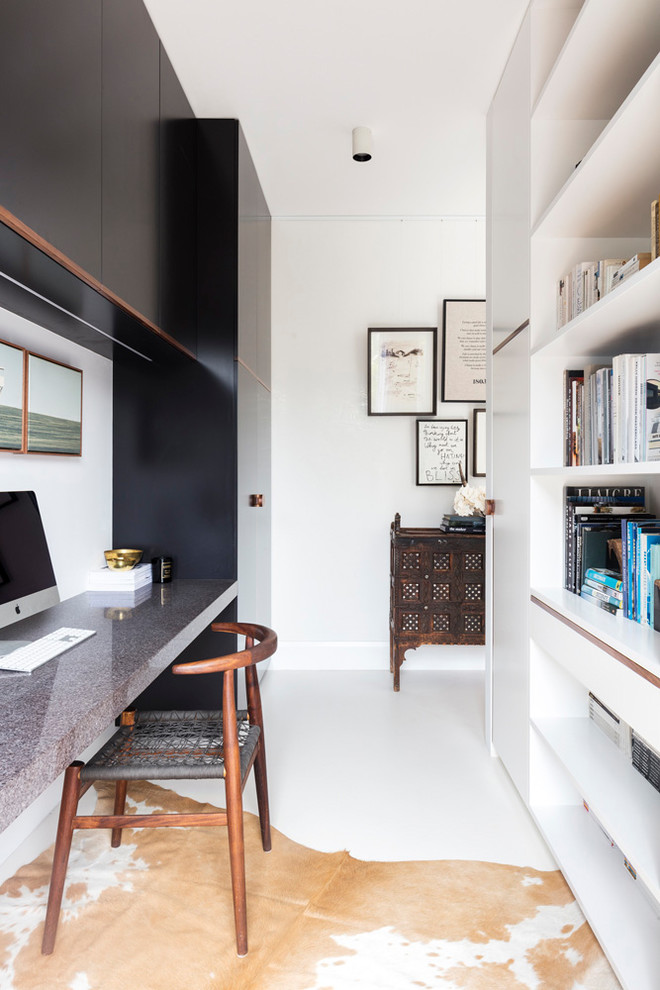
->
xmin=271 ymin=217 xmax=486 ymax=670
xmin=0 ymin=306 xmax=113 ymax=600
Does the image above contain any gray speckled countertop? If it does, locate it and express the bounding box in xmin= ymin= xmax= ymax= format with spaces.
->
xmin=0 ymin=578 xmax=237 ymax=833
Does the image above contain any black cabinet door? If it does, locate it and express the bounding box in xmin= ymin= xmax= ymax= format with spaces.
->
xmin=159 ymin=45 xmax=197 ymax=354
xmin=102 ymin=0 xmax=160 ymax=325
xmin=0 ymin=0 xmax=102 ymax=278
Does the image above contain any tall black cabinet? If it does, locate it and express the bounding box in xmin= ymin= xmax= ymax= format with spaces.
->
xmin=0 ymin=3 xmax=272 ymax=698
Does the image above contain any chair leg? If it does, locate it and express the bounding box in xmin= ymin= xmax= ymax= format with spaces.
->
xmin=111 ymin=780 xmax=127 ymax=848
xmin=226 ymin=770 xmax=248 ymax=956
xmin=42 ymin=762 xmax=83 ymax=955
xmin=253 ymin=739 xmax=271 ymax=852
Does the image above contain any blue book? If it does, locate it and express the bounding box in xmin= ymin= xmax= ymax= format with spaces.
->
xmin=584 ymin=567 xmax=623 ymax=591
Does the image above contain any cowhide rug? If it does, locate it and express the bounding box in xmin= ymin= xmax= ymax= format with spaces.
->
xmin=0 ymin=781 xmax=620 ymax=989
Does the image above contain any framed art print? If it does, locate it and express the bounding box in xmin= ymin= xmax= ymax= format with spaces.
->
xmin=0 ymin=338 xmax=26 ymax=452
xmin=416 ymin=418 xmax=467 ymax=486
xmin=26 ymin=352 xmax=82 ymax=455
xmin=368 ymin=327 xmax=437 ymax=415
xmin=441 ymin=299 xmax=486 ymax=403
xmin=473 ymin=407 xmax=486 ymax=477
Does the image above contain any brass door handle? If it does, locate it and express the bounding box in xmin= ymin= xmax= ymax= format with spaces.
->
xmin=249 ymin=494 xmax=264 ymax=507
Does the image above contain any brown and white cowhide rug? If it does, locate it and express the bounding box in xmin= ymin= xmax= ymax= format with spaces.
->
xmin=0 ymin=781 xmax=620 ymax=989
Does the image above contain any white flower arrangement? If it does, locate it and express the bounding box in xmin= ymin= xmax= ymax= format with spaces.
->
xmin=453 ymin=483 xmax=486 ymax=517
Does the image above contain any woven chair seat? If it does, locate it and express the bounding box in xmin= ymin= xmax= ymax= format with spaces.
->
xmin=81 ymin=709 xmax=260 ymax=782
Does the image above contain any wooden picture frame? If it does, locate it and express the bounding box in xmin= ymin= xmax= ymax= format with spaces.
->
xmin=441 ymin=299 xmax=486 ymax=403
xmin=26 ymin=352 xmax=83 ymax=455
xmin=473 ymin=407 xmax=486 ymax=477
xmin=416 ymin=418 xmax=467 ymax=486
xmin=368 ymin=327 xmax=437 ymax=416
xmin=0 ymin=338 xmax=26 ymax=452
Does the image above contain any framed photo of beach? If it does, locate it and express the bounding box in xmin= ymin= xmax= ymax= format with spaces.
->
xmin=26 ymin=353 xmax=82 ymax=456
xmin=0 ymin=339 xmax=26 ymax=452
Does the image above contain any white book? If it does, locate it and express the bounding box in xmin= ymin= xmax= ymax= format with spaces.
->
xmin=645 ymin=353 xmax=660 ymax=463
xmin=87 ymin=562 xmax=153 ymax=590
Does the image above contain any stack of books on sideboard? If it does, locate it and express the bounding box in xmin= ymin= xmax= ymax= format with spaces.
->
xmin=563 ymin=354 xmax=660 ymax=467
xmin=564 ymin=485 xmax=660 ymax=628
xmin=440 ymin=514 xmax=485 ymax=534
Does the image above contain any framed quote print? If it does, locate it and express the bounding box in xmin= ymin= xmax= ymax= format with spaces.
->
xmin=441 ymin=299 xmax=486 ymax=403
xmin=368 ymin=327 xmax=437 ymax=415
xmin=416 ymin=418 xmax=467 ymax=486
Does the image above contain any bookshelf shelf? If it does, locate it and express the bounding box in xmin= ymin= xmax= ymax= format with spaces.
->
xmin=533 ymin=53 xmax=660 ymax=238
xmin=532 ymin=715 xmax=660 ymax=903
xmin=530 ymin=257 xmax=660 ymax=359
xmin=488 ymin=1 xmax=660 ymax=985
xmin=532 ymin=0 xmax=660 ymax=122
xmin=530 ymin=803 xmax=660 ymax=990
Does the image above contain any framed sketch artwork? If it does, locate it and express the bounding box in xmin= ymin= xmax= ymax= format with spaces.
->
xmin=368 ymin=327 xmax=437 ymax=415
xmin=0 ymin=338 xmax=26 ymax=452
xmin=441 ymin=299 xmax=486 ymax=403
xmin=416 ymin=419 xmax=467 ymax=486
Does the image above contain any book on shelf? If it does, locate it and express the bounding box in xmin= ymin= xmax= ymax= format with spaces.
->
xmin=584 ymin=567 xmax=623 ymax=591
xmin=582 ymin=578 xmax=623 ymax=603
xmin=563 ymin=354 xmax=660 ymax=465
xmin=588 ymin=692 xmax=631 ymax=755
xmin=579 ymin=588 xmax=621 ymax=615
xmin=621 ymin=519 xmax=660 ymax=624
xmin=607 ymin=253 xmax=652 ymax=293
xmin=555 ymin=257 xmax=628 ymax=329
xmin=652 ymin=197 xmax=659 ymax=261
xmin=563 ymin=487 xmax=646 ymax=594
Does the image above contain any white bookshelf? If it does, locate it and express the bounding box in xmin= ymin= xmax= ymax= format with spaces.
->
xmin=488 ymin=1 xmax=660 ymax=986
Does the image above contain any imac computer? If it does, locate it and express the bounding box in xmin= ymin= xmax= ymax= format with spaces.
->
xmin=0 ymin=491 xmax=59 ymax=633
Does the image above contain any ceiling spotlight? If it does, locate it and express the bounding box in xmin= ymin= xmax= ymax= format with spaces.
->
xmin=352 ymin=126 xmax=373 ymax=162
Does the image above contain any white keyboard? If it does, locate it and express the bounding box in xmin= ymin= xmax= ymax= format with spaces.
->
xmin=0 ymin=627 xmax=96 ymax=673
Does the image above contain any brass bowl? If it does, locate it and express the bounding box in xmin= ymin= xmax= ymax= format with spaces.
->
xmin=104 ymin=548 xmax=143 ymax=571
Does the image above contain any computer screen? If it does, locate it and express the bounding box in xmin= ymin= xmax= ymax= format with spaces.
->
xmin=0 ymin=491 xmax=59 ymax=629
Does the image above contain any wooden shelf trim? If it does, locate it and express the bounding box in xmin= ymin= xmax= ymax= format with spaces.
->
xmin=531 ymin=594 xmax=660 ymax=690
xmin=492 ymin=318 xmax=530 ymax=355
xmin=0 ymin=204 xmax=196 ymax=361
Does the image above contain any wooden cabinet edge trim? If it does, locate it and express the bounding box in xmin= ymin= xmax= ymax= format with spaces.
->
xmin=0 ymin=205 xmax=196 ymax=361
xmin=530 ymin=594 xmax=660 ymax=690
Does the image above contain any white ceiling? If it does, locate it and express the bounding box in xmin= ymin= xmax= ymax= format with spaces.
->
xmin=143 ymin=0 xmax=528 ymax=218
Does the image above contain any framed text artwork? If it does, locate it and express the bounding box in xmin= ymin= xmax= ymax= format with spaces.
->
xmin=473 ymin=407 xmax=486 ymax=477
xmin=0 ymin=338 xmax=26 ymax=452
xmin=416 ymin=419 xmax=467 ymax=486
xmin=368 ymin=327 xmax=437 ymax=416
xmin=441 ymin=299 xmax=486 ymax=403
xmin=26 ymin=352 xmax=83 ymax=455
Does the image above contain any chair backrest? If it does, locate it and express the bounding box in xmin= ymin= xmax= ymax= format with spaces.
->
xmin=172 ymin=623 xmax=277 ymax=761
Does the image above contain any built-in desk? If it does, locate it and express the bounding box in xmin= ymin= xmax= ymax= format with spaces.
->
xmin=0 ymin=578 xmax=237 ymax=833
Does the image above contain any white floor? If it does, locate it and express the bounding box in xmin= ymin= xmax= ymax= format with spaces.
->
xmin=0 ymin=668 xmax=556 ymax=883
xmin=168 ymin=668 xmax=556 ymax=869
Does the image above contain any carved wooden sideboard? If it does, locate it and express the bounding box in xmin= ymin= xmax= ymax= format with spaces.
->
xmin=389 ymin=513 xmax=485 ymax=690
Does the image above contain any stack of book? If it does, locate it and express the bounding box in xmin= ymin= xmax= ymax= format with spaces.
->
xmin=563 ymin=352 xmax=660 ymax=466
xmin=581 ymin=568 xmax=623 ymax=616
xmin=563 ymin=485 xmax=649 ymax=594
xmin=556 ymin=253 xmax=651 ymax=328
xmin=86 ymin=562 xmax=153 ymax=607
xmin=440 ymin=514 xmax=485 ymax=534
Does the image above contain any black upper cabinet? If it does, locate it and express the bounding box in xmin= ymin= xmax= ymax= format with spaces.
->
xmin=101 ymin=0 xmax=160 ymax=326
xmin=0 ymin=0 xmax=103 ymax=279
xmin=159 ymin=46 xmax=197 ymax=354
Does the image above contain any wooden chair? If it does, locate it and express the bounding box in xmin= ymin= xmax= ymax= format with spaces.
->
xmin=41 ymin=621 xmax=277 ymax=958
